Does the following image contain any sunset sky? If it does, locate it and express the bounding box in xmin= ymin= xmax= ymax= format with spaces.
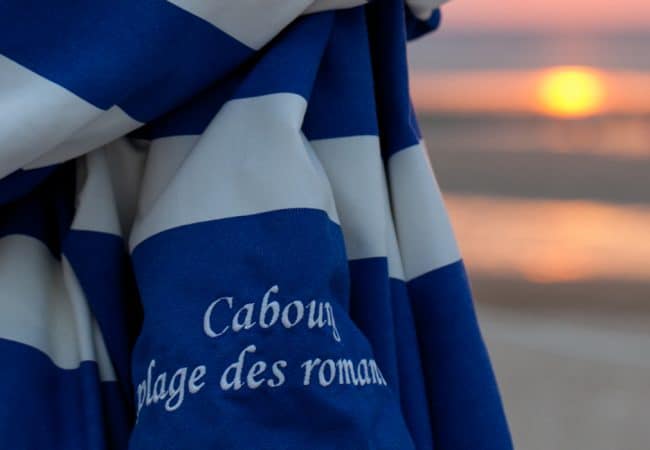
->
xmin=408 ymin=0 xmax=650 ymax=116
xmin=440 ymin=0 xmax=650 ymax=33
xmin=410 ymin=69 xmax=650 ymax=116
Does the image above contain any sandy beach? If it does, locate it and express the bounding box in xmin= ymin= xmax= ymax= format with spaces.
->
xmin=476 ymin=291 xmax=650 ymax=450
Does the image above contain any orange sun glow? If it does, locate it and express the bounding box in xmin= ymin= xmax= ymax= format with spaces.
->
xmin=537 ymin=67 xmax=605 ymax=118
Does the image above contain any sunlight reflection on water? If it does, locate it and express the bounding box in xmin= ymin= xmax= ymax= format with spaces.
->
xmin=446 ymin=194 xmax=650 ymax=283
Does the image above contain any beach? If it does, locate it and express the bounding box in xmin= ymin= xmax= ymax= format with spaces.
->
xmin=479 ymin=298 xmax=650 ymax=450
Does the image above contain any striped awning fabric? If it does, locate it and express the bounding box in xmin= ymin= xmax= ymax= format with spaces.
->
xmin=0 ymin=1 xmax=512 ymax=449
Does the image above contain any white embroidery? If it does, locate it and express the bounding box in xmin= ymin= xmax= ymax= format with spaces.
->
xmin=203 ymin=296 xmax=233 ymax=337
xmin=301 ymin=357 xmax=388 ymax=387
xmin=136 ymin=284 xmax=388 ymax=418
xmin=281 ymin=300 xmax=304 ymax=328
xmin=220 ymin=345 xmax=287 ymax=391
xmin=300 ymin=358 xmax=322 ymax=386
xmin=203 ymin=285 xmax=342 ymax=343
xmin=188 ymin=365 xmax=206 ymax=394
xmin=136 ymin=360 xmax=207 ymax=418
xmin=318 ymin=359 xmax=337 ymax=387
xmin=268 ymin=360 xmax=287 ymax=388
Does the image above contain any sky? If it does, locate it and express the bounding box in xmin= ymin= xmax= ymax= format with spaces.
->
xmin=407 ymin=0 xmax=650 ymax=115
xmin=440 ymin=0 xmax=650 ymax=33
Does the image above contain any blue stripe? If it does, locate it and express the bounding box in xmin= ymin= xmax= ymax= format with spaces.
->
xmin=367 ymin=0 xmax=421 ymax=156
xmin=0 ymin=166 xmax=58 ymax=206
xmin=390 ymin=278 xmax=435 ymax=450
xmin=0 ymin=339 xmax=131 ymax=450
xmin=408 ymin=261 xmax=513 ymax=450
xmin=231 ymin=12 xmax=333 ymax=102
xmin=302 ymin=8 xmax=379 ymax=140
xmin=64 ymin=229 xmax=142 ymax=400
xmin=130 ymin=209 xmax=415 ymax=449
xmin=331 ymin=256 xmax=436 ymax=449
xmin=348 ymin=257 xmax=400 ymax=390
xmin=0 ymin=162 xmax=75 ymax=257
xmin=133 ymin=12 xmax=333 ymax=139
xmin=406 ymin=7 xmax=442 ymax=41
xmin=128 ymin=68 xmax=241 ymax=140
xmin=0 ymin=0 xmax=251 ymax=122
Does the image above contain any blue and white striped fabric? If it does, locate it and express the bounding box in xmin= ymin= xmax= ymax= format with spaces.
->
xmin=0 ymin=1 xmax=512 ymax=449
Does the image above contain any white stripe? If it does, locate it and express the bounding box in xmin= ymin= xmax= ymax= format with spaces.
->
xmin=71 ymin=149 xmax=122 ymax=236
xmin=104 ymin=139 xmax=148 ymax=236
xmin=311 ymin=136 xmax=384 ymax=259
xmin=304 ymin=0 xmax=367 ymax=14
xmin=167 ymin=0 xmax=312 ymax=50
xmin=0 ymin=55 xmax=138 ymax=177
xmin=406 ymin=0 xmax=449 ymax=21
xmin=136 ymin=135 xmax=198 ymax=220
xmin=388 ymin=143 xmax=460 ymax=280
xmin=167 ymin=0 xmax=368 ymax=49
xmin=384 ymin=199 xmax=406 ymax=281
xmin=130 ymin=93 xmax=338 ymax=249
xmin=0 ymin=235 xmax=116 ymax=380
xmin=311 ymin=136 xmax=404 ymax=279
xmin=24 ymin=106 xmax=140 ymax=170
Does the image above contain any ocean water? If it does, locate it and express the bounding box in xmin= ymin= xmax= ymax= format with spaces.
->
xmin=419 ymin=114 xmax=650 ymax=284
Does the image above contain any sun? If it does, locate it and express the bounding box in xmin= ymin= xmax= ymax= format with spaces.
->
xmin=537 ymin=67 xmax=605 ymax=118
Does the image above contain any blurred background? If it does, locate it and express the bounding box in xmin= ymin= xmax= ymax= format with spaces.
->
xmin=407 ymin=1 xmax=650 ymax=449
